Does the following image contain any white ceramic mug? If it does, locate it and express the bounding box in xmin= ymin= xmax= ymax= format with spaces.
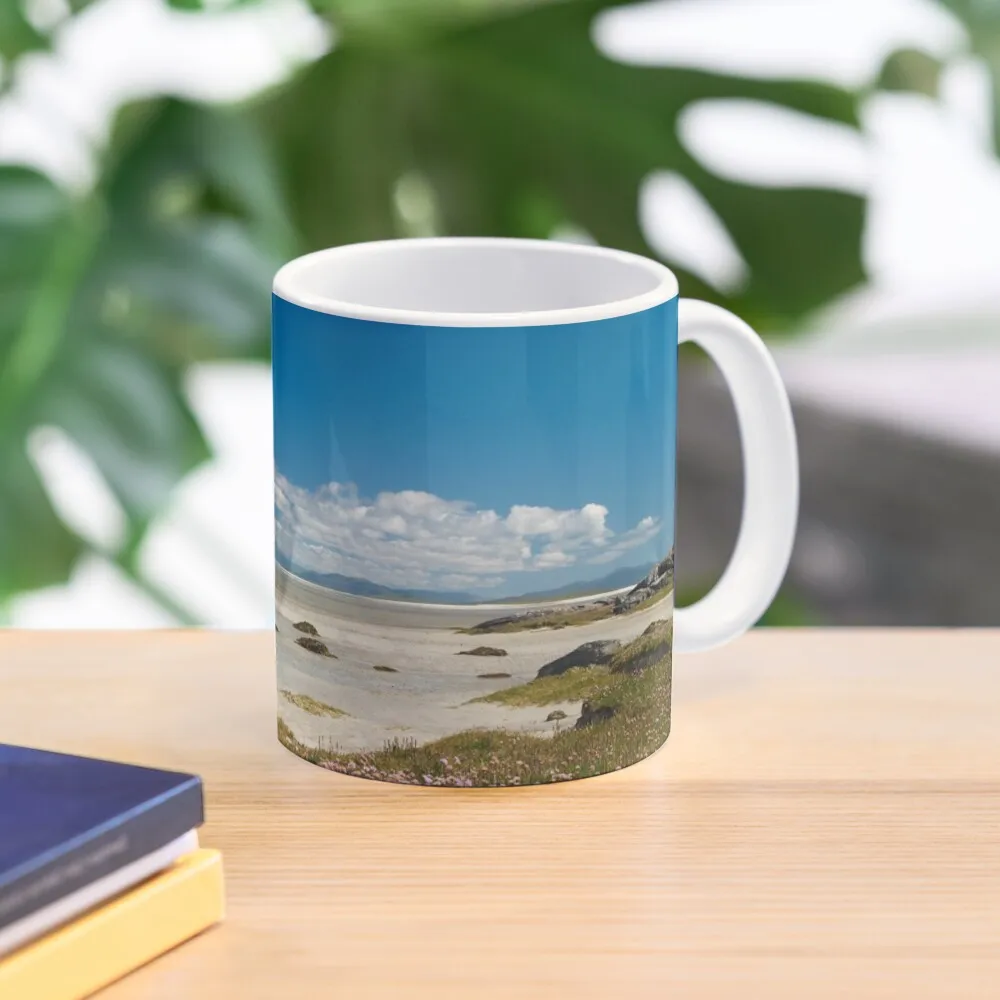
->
xmin=272 ymin=238 xmax=798 ymax=786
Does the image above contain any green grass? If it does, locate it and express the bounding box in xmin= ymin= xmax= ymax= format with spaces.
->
xmin=468 ymin=619 xmax=672 ymax=708
xmin=467 ymin=665 xmax=613 ymax=707
xmin=280 ymin=690 xmax=349 ymax=719
xmin=278 ymin=618 xmax=672 ymax=787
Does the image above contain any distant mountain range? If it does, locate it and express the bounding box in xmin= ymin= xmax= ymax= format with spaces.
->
xmin=501 ymin=564 xmax=650 ymax=603
xmin=276 ymin=556 xmax=651 ymax=605
xmin=276 ymin=560 xmax=479 ymax=603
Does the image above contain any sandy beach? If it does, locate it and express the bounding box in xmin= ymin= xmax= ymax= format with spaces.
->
xmin=276 ymin=567 xmax=673 ymax=751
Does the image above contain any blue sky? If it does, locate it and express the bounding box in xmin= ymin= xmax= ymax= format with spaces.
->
xmin=273 ymin=296 xmax=677 ymax=599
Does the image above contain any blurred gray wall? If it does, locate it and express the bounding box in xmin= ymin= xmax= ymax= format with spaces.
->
xmin=676 ymin=363 xmax=1000 ymax=626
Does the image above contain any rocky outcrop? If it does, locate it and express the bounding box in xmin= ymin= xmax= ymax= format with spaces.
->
xmin=575 ymin=700 xmax=616 ymax=729
xmin=612 ymin=552 xmax=673 ymax=615
xmin=536 ymin=639 xmax=621 ymax=678
xmin=463 ymin=608 xmax=572 ymax=632
xmin=458 ymin=646 xmax=508 ymax=657
xmin=295 ymin=636 xmax=336 ymax=657
xmin=293 ymin=621 xmax=319 ymax=636
xmin=610 ymin=620 xmax=671 ymax=675
xmin=545 ymin=710 xmax=568 ymax=722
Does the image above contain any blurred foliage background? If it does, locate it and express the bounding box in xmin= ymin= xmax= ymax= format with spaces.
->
xmin=0 ymin=0 xmax=997 ymax=626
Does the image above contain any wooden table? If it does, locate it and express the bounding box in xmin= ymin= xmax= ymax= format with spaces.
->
xmin=2 ymin=630 xmax=998 ymax=998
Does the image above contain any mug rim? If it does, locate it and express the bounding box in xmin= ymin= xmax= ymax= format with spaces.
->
xmin=272 ymin=237 xmax=679 ymax=328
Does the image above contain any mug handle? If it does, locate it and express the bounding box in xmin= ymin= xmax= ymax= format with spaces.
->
xmin=674 ymin=299 xmax=799 ymax=653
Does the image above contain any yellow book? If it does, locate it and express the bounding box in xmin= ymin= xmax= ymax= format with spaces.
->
xmin=0 ymin=849 xmax=224 ymax=1000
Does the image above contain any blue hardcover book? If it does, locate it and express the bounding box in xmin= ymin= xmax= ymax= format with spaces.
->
xmin=0 ymin=744 xmax=204 ymax=933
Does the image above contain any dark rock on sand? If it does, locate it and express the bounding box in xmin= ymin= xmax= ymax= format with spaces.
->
xmin=545 ymin=710 xmax=568 ymax=722
xmin=536 ymin=639 xmax=621 ymax=678
xmin=478 ymin=672 xmax=512 ymax=679
xmin=458 ymin=646 xmax=508 ymax=657
xmin=295 ymin=636 xmax=336 ymax=657
xmin=372 ymin=665 xmax=398 ymax=672
xmin=293 ymin=621 xmax=319 ymax=636
xmin=464 ymin=608 xmax=555 ymax=632
xmin=575 ymin=700 xmax=616 ymax=729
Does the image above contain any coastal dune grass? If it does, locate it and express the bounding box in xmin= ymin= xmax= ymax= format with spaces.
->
xmin=280 ymin=689 xmax=349 ymax=719
xmin=469 ymin=620 xmax=672 ymax=708
xmin=277 ymin=619 xmax=672 ymax=786
xmin=467 ymin=666 xmax=612 ymax=707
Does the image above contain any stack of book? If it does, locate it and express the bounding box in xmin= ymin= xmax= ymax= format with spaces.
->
xmin=0 ymin=743 xmax=224 ymax=999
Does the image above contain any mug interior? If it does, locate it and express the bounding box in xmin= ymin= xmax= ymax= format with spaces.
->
xmin=273 ymin=238 xmax=677 ymax=326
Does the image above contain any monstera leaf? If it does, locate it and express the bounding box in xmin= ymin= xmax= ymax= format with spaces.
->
xmin=165 ymin=0 xmax=265 ymax=8
xmin=934 ymin=0 xmax=1000 ymax=154
xmin=0 ymin=170 xmax=83 ymax=596
xmin=876 ymin=1 xmax=1000 ymax=154
xmin=0 ymin=0 xmax=874 ymax=614
xmin=0 ymin=100 xmax=291 ymax=610
xmin=0 ymin=3 xmax=48 ymax=62
xmin=0 ymin=0 xmax=109 ymax=65
xmin=262 ymin=0 xmax=867 ymax=331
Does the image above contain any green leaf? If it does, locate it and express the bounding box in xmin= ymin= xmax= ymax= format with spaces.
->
xmin=948 ymin=1 xmax=1000 ymax=153
xmin=265 ymin=0 xmax=866 ymax=329
xmin=313 ymin=0 xmax=556 ymax=40
xmin=0 ymin=446 xmax=82 ymax=601
xmin=884 ymin=2 xmax=1000 ymax=152
xmin=0 ymin=168 xmax=89 ymax=598
xmin=166 ymin=0 xmax=266 ymax=9
xmin=39 ymin=341 xmax=211 ymax=525
xmin=876 ymin=48 xmax=943 ymax=97
xmin=259 ymin=49 xmax=412 ymax=248
xmin=0 ymin=3 xmax=49 ymax=62
xmin=0 ymin=100 xmax=291 ymax=605
xmin=0 ymin=168 xmax=72 ymax=365
xmin=98 ymin=100 xmax=293 ymax=361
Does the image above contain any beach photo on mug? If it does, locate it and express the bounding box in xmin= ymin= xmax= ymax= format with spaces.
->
xmin=272 ymin=304 xmax=677 ymax=786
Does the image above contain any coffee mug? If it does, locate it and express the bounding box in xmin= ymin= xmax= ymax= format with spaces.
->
xmin=272 ymin=238 xmax=797 ymax=786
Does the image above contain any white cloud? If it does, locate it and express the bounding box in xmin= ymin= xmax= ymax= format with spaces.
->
xmin=586 ymin=516 xmax=661 ymax=565
xmin=275 ymin=476 xmax=661 ymax=593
